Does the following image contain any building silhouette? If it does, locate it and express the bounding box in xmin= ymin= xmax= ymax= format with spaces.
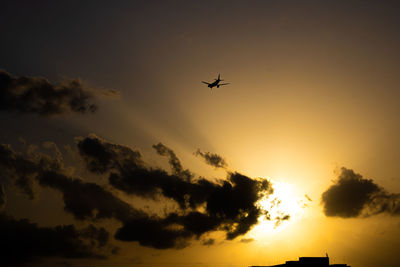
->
xmin=251 ymin=256 xmax=350 ymax=267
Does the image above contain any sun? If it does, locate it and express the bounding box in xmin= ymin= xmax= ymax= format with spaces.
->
xmin=254 ymin=179 xmax=307 ymax=234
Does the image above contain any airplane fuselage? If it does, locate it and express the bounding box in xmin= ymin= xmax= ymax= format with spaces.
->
xmin=202 ymin=74 xmax=228 ymax=89
xmin=208 ymin=79 xmax=221 ymax=88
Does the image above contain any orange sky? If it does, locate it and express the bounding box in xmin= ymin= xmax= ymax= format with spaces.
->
xmin=1 ymin=1 xmax=400 ymax=267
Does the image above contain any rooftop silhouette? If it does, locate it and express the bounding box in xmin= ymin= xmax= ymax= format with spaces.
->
xmin=251 ymin=256 xmax=350 ymax=267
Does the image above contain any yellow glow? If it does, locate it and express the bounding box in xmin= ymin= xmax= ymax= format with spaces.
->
xmin=254 ymin=180 xmax=306 ymax=234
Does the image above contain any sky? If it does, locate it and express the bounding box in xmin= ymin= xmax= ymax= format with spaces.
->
xmin=1 ymin=1 xmax=400 ymax=267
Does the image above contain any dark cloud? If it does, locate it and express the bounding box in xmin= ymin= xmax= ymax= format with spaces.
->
xmin=0 ymin=144 xmax=38 ymax=199
xmin=153 ymin=143 xmax=193 ymax=181
xmin=0 ymin=212 xmax=115 ymax=265
xmin=0 ymin=142 xmax=184 ymax=249
xmin=77 ymin=135 xmax=274 ymax=247
xmin=0 ymin=141 xmax=196 ymax=249
xmin=115 ymin=215 xmax=192 ymax=249
xmin=0 ymin=69 xmax=118 ymax=116
xmin=76 ymin=134 xmax=143 ymax=174
xmin=194 ymin=149 xmax=227 ymax=169
xmin=321 ymin=167 xmax=400 ymax=218
xmin=111 ymin=172 xmax=271 ymax=248
xmin=77 ymin=136 xmax=214 ymax=209
xmin=39 ymin=171 xmax=141 ymax=222
xmin=2 ymin=136 xmax=278 ymax=250
xmin=202 ymin=238 xmax=215 ymax=246
xmin=0 ymin=143 xmax=139 ymax=222
xmin=115 ymin=206 xmax=255 ymax=249
xmin=0 ymin=142 xmax=178 ymax=250
xmin=0 ymin=184 xmax=6 ymax=210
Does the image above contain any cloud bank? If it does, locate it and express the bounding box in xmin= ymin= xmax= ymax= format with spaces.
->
xmin=77 ymin=135 xmax=273 ymax=246
xmin=0 ymin=69 xmax=118 ymax=116
xmin=0 ymin=143 xmax=140 ymax=222
xmin=0 ymin=213 xmax=115 ymax=265
xmin=1 ymin=136 xmax=278 ymax=252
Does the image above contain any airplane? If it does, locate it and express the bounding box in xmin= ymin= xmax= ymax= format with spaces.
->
xmin=202 ymin=74 xmax=230 ymax=90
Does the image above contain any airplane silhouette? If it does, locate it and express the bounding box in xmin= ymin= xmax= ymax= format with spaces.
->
xmin=202 ymin=74 xmax=230 ymax=90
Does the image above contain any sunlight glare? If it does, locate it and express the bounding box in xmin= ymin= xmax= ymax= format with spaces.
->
xmin=254 ymin=179 xmax=306 ymax=235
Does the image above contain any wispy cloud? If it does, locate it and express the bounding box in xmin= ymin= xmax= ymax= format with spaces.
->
xmin=194 ymin=149 xmax=227 ymax=169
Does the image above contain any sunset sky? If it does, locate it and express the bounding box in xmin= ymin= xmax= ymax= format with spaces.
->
xmin=1 ymin=1 xmax=400 ymax=267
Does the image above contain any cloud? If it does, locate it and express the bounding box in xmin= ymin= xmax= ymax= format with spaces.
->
xmin=194 ymin=149 xmax=227 ymax=169
xmin=321 ymin=167 xmax=400 ymax=218
xmin=202 ymin=238 xmax=215 ymax=246
xmin=0 ymin=69 xmax=117 ymax=116
xmin=39 ymin=171 xmax=142 ymax=222
xmin=0 ymin=144 xmax=38 ymax=199
xmin=274 ymin=214 xmax=290 ymax=227
xmin=0 ymin=143 xmax=139 ymax=222
xmin=153 ymin=142 xmax=193 ymax=181
xmin=77 ymin=135 xmax=274 ymax=246
xmin=0 ymin=141 xmax=192 ymax=249
xmin=77 ymin=136 xmax=216 ymax=209
xmin=76 ymin=133 xmax=144 ymax=174
xmin=0 ymin=212 xmax=116 ymax=265
xmin=114 ymin=215 xmax=192 ymax=249
xmin=0 ymin=142 xmax=190 ymax=250
xmin=2 ymin=136 xmax=279 ymax=250
xmin=115 ymin=200 xmax=259 ymax=249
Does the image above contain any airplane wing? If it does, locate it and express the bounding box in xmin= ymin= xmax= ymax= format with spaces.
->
xmin=202 ymin=81 xmax=210 ymax=85
xmin=219 ymin=83 xmax=230 ymax=86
